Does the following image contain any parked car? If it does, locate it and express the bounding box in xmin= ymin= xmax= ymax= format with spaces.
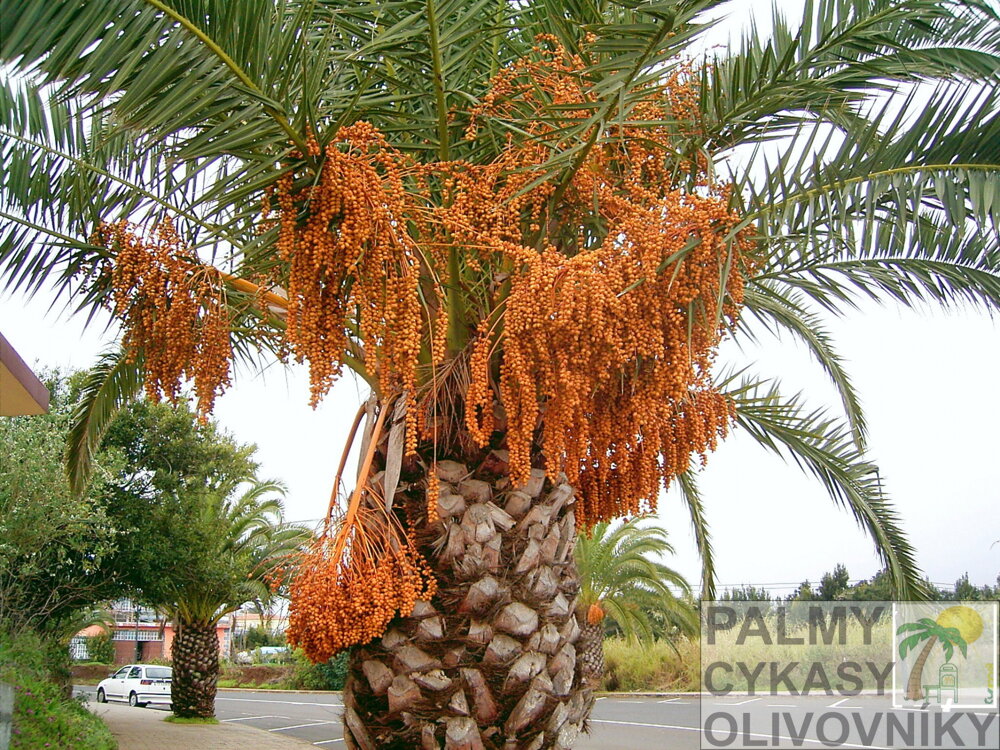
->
xmin=96 ymin=664 xmax=172 ymax=708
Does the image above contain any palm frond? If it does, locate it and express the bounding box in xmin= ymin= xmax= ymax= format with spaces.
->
xmin=723 ymin=373 xmax=929 ymax=600
xmin=65 ymin=346 xmax=144 ymax=496
xmin=675 ymin=469 xmax=716 ymax=600
xmin=704 ymin=0 xmax=1000 ymax=151
xmin=741 ymin=282 xmax=868 ymax=447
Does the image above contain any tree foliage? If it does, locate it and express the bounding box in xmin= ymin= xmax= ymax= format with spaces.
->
xmin=95 ymin=398 xmax=306 ymax=624
xmin=575 ymin=519 xmax=698 ymax=643
xmin=0 ymin=372 xmax=120 ymax=634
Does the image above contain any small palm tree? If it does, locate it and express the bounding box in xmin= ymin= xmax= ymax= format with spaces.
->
xmin=574 ymin=520 xmax=698 ymax=684
xmin=152 ymin=478 xmax=307 ymax=718
xmin=897 ymin=605 xmax=983 ymax=701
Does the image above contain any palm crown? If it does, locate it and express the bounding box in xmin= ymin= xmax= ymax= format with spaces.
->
xmin=152 ymin=477 xmax=307 ymax=626
xmin=3 ymin=0 xmax=1000 ymax=606
xmin=575 ymin=519 xmax=698 ymax=643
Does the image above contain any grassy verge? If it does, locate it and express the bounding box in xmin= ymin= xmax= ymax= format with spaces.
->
xmin=602 ymin=636 xmax=700 ymax=692
xmin=164 ymin=715 xmax=220 ymax=725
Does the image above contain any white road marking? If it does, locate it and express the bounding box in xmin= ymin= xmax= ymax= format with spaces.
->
xmin=221 ymin=715 xmax=287 ymax=722
xmin=728 ymin=697 xmax=760 ymax=706
xmin=314 ymin=740 xmax=345 ymax=745
xmin=271 ymin=720 xmax=339 ymax=732
xmin=828 ymin=698 xmax=850 ymax=708
xmin=767 ymin=704 xmax=798 ymax=708
xmin=216 ymin=697 xmax=343 ymax=708
xmin=589 ymin=719 xmax=887 ymax=749
xmin=657 ymin=698 xmax=691 ymax=704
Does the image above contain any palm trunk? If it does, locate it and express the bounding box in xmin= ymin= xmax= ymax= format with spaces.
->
xmin=904 ymin=636 xmax=937 ymax=701
xmin=343 ymin=451 xmax=594 ymax=749
xmin=576 ymin=622 xmax=605 ymax=687
xmin=171 ymin=619 xmax=219 ymax=718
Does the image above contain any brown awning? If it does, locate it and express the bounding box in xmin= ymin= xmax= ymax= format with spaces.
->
xmin=0 ymin=330 xmax=49 ymax=415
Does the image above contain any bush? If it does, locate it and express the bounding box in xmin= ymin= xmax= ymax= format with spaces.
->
xmin=0 ymin=630 xmax=116 ymax=750
xmin=601 ymin=637 xmax=699 ymax=692
xmin=288 ymin=650 xmax=349 ymax=691
xmin=86 ymin=634 xmax=114 ymax=665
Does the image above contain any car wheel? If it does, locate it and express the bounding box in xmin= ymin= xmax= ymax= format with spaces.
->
xmin=128 ymin=692 xmax=139 ymax=707
xmin=96 ymin=688 xmax=106 ymax=703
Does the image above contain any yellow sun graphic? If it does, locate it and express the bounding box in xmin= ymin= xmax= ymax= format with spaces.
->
xmin=936 ymin=605 xmax=984 ymax=645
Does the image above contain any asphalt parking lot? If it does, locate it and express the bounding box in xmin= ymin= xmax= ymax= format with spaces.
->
xmin=75 ymin=687 xmax=999 ymax=749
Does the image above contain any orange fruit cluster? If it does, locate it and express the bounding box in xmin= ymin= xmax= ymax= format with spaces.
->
xmin=96 ymin=218 xmax=231 ymax=418
xmin=454 ymin=41 xmax=755 ymax=525
xmin=98 ymin=38 xmax=756 ymax=540
xmin=269 ymin=123 xmax=439 ymax=453
xmin=286 ymin=506 xmax=436 ymax=662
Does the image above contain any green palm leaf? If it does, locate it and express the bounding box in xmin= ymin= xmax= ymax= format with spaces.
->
xmin=575 ymin=518 xmax=698 ymax=643
xmin=724 ymin=373 xmax=927 ymax=599
xmin=65 ymin=347 xmax=145 ymax=496
xmin=899 ymin=631 xmax=928 ymax=659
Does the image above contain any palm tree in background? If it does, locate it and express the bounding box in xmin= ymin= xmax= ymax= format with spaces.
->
xmin=144 ymin=477 xmax=307 ymax=717
xmin=574 ymin=520 xmax=698 ymax=684
xmin=3 ymin=1 xmax=1000 ymax=745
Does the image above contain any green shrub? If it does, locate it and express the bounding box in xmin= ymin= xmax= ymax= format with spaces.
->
xmin=86 ymin=634 xmax=114 ymax=665
xmin=1 ymin=630 xmax=116 ymax=750
xmin=288 ymin=650 xmax=348 ymax=690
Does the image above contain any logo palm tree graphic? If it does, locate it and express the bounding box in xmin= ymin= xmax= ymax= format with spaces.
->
xmin=897 ymin=606 xmax=984 ymax=701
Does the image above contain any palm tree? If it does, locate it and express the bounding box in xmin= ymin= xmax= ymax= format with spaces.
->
xmin=574 ymin=520 xmax=698 ymax=685
xmin=3 ymin=1 xmax=1000 ymax=745
xmin=149 ymin=478 xmax=307 ymax=718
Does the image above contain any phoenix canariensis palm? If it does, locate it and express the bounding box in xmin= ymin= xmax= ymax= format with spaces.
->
xmin=897 ymin=605 xmax=984 ymax=701
xmin=143 ymin=477 xmax=307 ymax=717
xmin=574 ymin=520 xmax=697 ymax=685
xmin=4 ymin=0 xmax=1000 ymax=746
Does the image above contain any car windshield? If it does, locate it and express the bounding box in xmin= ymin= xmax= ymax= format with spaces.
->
xmin=145 ymin=667 xmax=172 ymax=679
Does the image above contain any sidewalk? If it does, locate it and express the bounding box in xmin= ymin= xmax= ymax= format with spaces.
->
xmin=87 ymin=703 xmax=313 ymax=749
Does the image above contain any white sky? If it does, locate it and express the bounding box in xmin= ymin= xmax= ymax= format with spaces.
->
xmin=2 ymin=0 xmax=999 ymax=597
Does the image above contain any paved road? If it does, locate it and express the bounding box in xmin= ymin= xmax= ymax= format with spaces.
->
xmin=75 ymin=687 xmax=999 ymax=749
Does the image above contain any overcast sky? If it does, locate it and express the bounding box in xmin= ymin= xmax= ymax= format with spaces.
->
xmin=2 ymin=0 xmax=998 ymax=597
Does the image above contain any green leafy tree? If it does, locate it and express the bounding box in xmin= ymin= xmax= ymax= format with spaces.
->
xmin=4 ymin=1 xmax=1000 ymax=744
xmin=86 ymin=632 xmax=115 ymax=665
xmin=720 ymin=585 xmax=771 ymax=603
xmin=92 ymin=397 xmax=307 ymax=717
xmin=241 ymin=625 xmax=285 ymax=651
xmin=789 ymin=581 xmax=817 ymax=602
xmin=0 ymin=372 xmax=120 ymax=634
xmin=945 ymin=573 xmax=1000 ymax=601
xmin=845 ymin=569 xmax=898 ymax=601
xmin=574 ymin=520 xmax=697 ymax=684
xmin=818 ymin=563 xmax=851 ymax=600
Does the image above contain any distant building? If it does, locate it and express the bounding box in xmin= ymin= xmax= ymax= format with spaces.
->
xmin=72 ymin=600 xmax=231 ymax=664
